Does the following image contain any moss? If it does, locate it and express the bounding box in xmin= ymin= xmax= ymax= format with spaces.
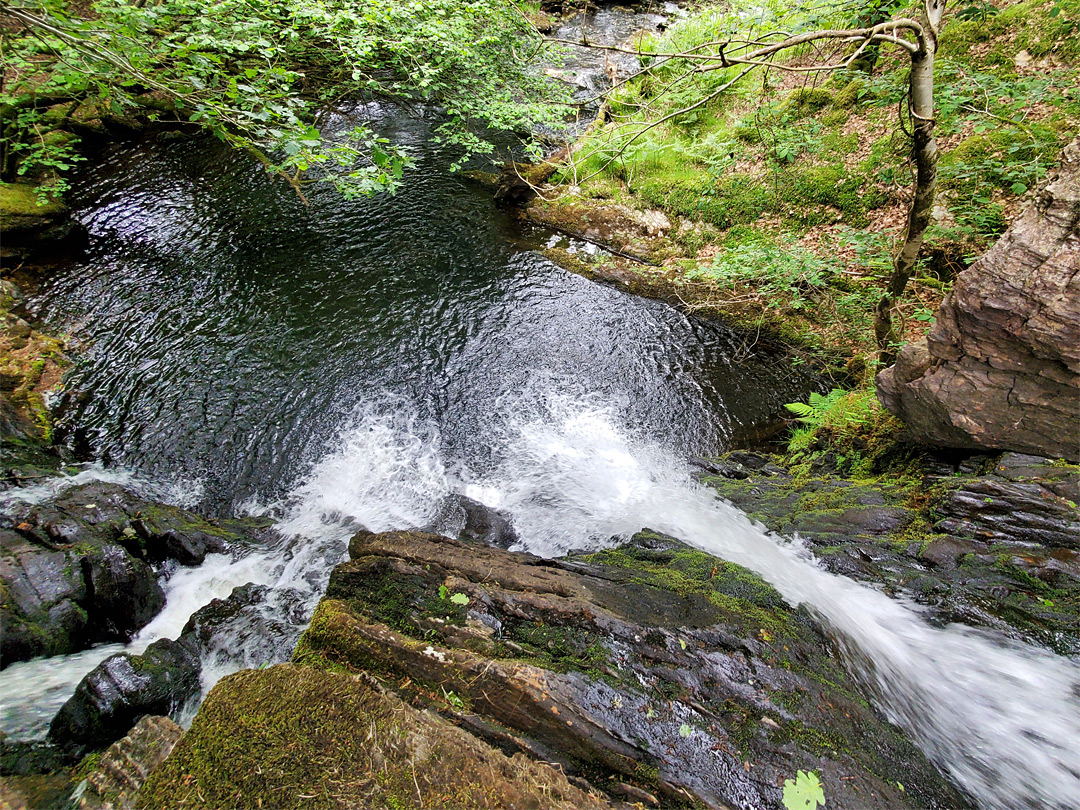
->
xmin=775 ymin=165 xmax=882 ymax=228
xmin=326 ymin=559 xmax=463 ymax=637
xmin=136 ymin=664 xmax=602 ymax=810
xmin=0 ymin=182 xmax=65 ymax=217
xmin=292 ymin=598 xmax=403 ymax=680
xmin=939 ymin=0 xmax=1080 ymax=62
xmin=785 ymin=87 xmax=833 ymax=115
xmin=993 ymin=557 xmax=1053 ymax=595
xmin=502 ymin=620 xmax=612 ymax=677
xmin=638 ymin=172 xmax=769 ymax=230
xmin=579 ymin=544 xmax=796 ymax=638
xmin=833 ymin=79 xmax=864 ymax=108
xmin=733 ymin=123 xmax=763 ymax=144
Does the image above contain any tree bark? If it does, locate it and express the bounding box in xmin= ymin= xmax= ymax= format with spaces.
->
xmin=874 ymin=0 xmax=945 ymax=366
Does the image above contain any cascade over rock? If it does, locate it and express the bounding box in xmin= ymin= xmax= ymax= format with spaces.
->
xmin=878 ymin=137 xmax=1080 ymax=461
xmin=0 ymin=481 xmax=275 ymax=667
xmin=266 ymin=528 xmax=968 ymax=809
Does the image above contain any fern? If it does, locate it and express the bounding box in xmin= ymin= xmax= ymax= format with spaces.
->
xmin=785 ymin=401 xmax=818 ymax=421
xmin=785 ymin=389 xmax=847 ymax=425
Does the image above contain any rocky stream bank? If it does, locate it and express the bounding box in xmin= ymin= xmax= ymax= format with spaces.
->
xmin=1 ymin=433 xmax=1077 ymax=808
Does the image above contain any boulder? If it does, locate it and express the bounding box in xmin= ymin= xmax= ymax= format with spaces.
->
xmin=78 ymin=715 xmax=184 ymax=810
xmin=878 ymin=137 xmax=1080 ymax=461
xmin=135 ymin=664 xmax=616 ymax=810
xmin=1 ymin=481 xmax=272 ymax=667
xmin=48 ymin=639 xmax=200 ymax=754
xmin=283 ymin=529 xmax=967 ymax=809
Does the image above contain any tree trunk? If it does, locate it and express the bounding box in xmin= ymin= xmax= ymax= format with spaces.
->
xmin=874 ymin=0 xmax=945 ymax=366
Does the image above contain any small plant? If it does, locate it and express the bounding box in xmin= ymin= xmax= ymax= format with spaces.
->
xmin=782 ymin=770 xmax=825 ymax=810
xmin=913 ymin=307 xmax=936 ymax=324
xmin=438 ymin=584 xmax=469 ymax=605
xmin=785 ymin=389 xmax=851 ymax=427
xmin=955 ymin=0 xmax=999 ymax=22
xmin=783 ymin=387 xmax=898 ymax=475
xmin=442 ymin=688 xmax=466 ymax=711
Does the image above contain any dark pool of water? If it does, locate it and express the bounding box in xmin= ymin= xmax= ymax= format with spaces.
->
xmin=33 ymin=105 xmax=813 ymax=514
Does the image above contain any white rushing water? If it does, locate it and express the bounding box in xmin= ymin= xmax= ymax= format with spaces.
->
xmin=2 ymin=394 xmax=1078 ymax=809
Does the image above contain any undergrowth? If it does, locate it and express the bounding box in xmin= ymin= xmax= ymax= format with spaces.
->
xmin=549 ymin=0 xmax=1078 ymax=366
xmin=782 ymin=387 xmax=912 ymax=477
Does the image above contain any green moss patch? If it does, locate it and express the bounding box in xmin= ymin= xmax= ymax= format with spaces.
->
xmin=0 ymin=183 xmax=65 ymax=217
xmin=136 ymin=665 xmax=607 ymax=810
xmin=577 ymin=539 xmax=798 ymax=639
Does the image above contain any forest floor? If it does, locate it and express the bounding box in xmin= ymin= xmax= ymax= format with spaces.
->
xmin=527 ymin=0 xmax=1079 ymax=389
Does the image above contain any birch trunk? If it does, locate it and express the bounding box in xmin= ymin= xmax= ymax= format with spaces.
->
xmin=874 ymin=0 xmax=946 ymax=365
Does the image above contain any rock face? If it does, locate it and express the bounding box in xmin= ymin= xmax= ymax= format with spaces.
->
xmin=48 ymin=638 xmax=201 ymax=754
xmin=878 ymin=137 xmax=1080 ymax=461
xmin=262 ymin=529 xmax=966 ymax=809
xmin=78 ymin=715 xmax=184 ymax=810
xmin=704 ymin=450 xmax=1080 ymax=655
xmin=136 ymin=664 xmax=616 ymax=810
xmin=0 ymin=481 xmax=272 ymax=667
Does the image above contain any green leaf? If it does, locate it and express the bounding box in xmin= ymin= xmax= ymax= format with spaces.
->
xmin=678 ymin=724 xmax=693 ymax=738
xmin=1010 ymin=182 xmax=1028 ymax=195
xmin=449 ymin=592 xmax=469 ymax=606
xmin=782 ymin=770 xmax=825 ymax=810
xmin=784 ymin=402 xmax=817 ymax=420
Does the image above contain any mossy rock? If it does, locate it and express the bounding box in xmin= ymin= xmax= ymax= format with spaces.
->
xmin=638 ymin=172 xmax=769 ymax=230
xmin=0 ymin=184 xmax=65 ymax=233
xmin=785 ymin=87 xmax=834 ymax=115
xmin=833 ymin=79 xmax=866 ymax=108
xmin=136 ymin=664 xmax=612 ymax=809
xmin=774 ymin=165 xmax=883 ymax=227
xmin=282 ymin=530 xmax=969 ymax=809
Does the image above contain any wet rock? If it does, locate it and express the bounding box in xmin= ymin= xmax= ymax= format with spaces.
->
xmin=1 ymin=481 xmax=273 ymax=667
xmin=82 ymin=544 xmax=166 ymax=641
xmin=878 ymin=136 xmax=1080 ymax=461
xmin=0 ymin=770 xmax=76 ymax=810
xmin=429 ymin=494 xmax=521 ymax=549
xmin=78 ymin=715 xmax=183 ymax=810
xmin=934 ymin=477 xmax=1079 ymax=549
xmin=0 ymin=528 xmax=90 ymax=663
xmin=288 ymin=529 xmax=967 ymax=809
xmin=702 ymin=450 xmax=1080 ymax=654
xmin=0 ymin=740 xmax=75 ymax=776
xmin=136 ymin=664 xmax=616 ymax=810
xmin=179 ymin=582 xmax=306 ymax=672
xmin=918 ymin=536 xmax=982 ymax=570
xmin=48 ymin=639 xmax=200 ymax=754
xmin=457 ymin=495 xmax=519 ymax=549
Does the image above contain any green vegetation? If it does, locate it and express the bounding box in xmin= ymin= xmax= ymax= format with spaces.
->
xmin=543 ymin=0 xmax=1078 ymax=368
xmin=136 ymin=664 xmax=602 ymax=809
xmin=782 ymin=387 xmax=904 ymax=475
xmin=2 ymin=0 xmax=562 ymax=200
xmin=783 ymin=770 xmax=826 ymax=810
